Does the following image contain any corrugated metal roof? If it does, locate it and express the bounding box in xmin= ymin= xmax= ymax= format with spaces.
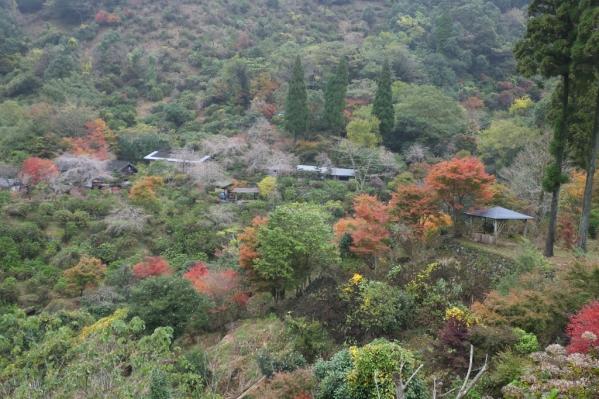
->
xmin=465 ymin=206 xmax=533 ymax=220
xmin=232 ymin=187 xmax=259 ymax=194
xmin=296 ymin=165 xmax=355 ymax=177
xmin=143 ymin=150 xmax=211 ymax=164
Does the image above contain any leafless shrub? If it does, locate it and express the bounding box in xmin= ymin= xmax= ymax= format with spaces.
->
xmin=104 ymin=205 xmax=148 ymax=235
xmin=53 ymin=155 xmax=110 ymax=190
xmin=188 ymin=161 xmax=228 ymax=186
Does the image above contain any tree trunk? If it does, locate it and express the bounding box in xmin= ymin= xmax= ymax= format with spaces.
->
xmin=545 ymin=73 xmax=570 ymax=257
xmin=577 ymin=87 xmax=599 ymax=251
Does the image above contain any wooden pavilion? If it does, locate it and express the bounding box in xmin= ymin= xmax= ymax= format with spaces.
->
xmin=465 ymin=206 xmax=534 ymax=244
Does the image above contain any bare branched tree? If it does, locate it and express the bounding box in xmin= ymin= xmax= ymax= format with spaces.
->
xmin=104 ymin=205 xmax=148 ymax=235
xmin=53 ymin=155 xmax=110 ymax=191
xmin=337 ymin=139 xmax=400 ymax=192
xmin=392 ymin=345 xmax=488 ymax=399
xmin=188 ymin=161 xmax=228 ymax=187
xmin=499 ymin=133 xmax=552 ymax=218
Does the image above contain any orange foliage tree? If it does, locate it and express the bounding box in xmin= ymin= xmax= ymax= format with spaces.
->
xmin=67 ymin=119 xmax=115 ymax=160
xmin=20 ymin=157 xmax=59 ymax=186
xmin=129 ymin=176 xmax=164 ymax=204
xmin=558 ymin=171 xmax=585 ymax=248
xmin=334 ymin=194 xmax=390 ymax=264
xmin=238 ymin=216 xmax=268 ymax=270
xmin=132 ymin=256 xmax=172 ymax=279
xmin=389 ymin=184 xmax=447 ymax=254
xmin=425 ymin=156 xmax=495 ymax=235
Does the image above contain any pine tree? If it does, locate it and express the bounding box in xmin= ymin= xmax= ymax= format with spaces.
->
xmin=372 ymin=60 xmax=395 ymax=148
xmin=285 ymin=56 xmax=309 ymax=140
xmin=514 ymin=0 xmax=578 ymax=257
xmin=324 ymin=58 xmax=349 ymax=135
xmin=573 ymin=1 xmax=599 ymax=251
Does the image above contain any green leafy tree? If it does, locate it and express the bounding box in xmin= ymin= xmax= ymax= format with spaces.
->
xmin=129 ymin=276 xmax=211 ymax=337
xmin=346 ymin=115 xmax=381 ymax=148
xmin=479 ymin=119 xmax=540 ymax=173
xmin=253 ymin=203 xmax=339 ymax=300
xmin=347 ymin=339 xmax=427 ymax=399
xmin=391 ymin=83 xmax=467 ymax=153
xmin=514 ymin=0 xmax=578 ymax=257
xmin=372 ymin=60 xmax=395 ymax=144
xmin=285 ymin=56 xmax=309 ymax=140
xmin=324 ymin=58 xmax=349 ymax=134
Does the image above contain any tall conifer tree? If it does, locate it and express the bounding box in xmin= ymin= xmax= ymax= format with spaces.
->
xmin=285 ymin=56 xmax=309 ymax=140
xmin=573 ymin=1 xmax=599 ymax=251
xmin=372 ymin=60 xmax=395 ymax=148
xmin=324 ymin=58 xmax=349 ymax=135
xmin=514 ymin=0 xmax=578 ymax=257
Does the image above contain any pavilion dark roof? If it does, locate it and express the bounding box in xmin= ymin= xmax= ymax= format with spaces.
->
xmin=465 ymin=206 xmax=533 ymax=220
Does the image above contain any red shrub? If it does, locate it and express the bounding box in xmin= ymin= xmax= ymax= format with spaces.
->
xmin=20 ymin=157 xmax=59 ymax=186
xmin=132 ymin=256 xmax=172 ymax=279
xmin=184 ymin=262 xmax=241 ymax=306
xmin=95 ymin=10 xmax=120 ymax=25
xmin=566 ymin=301 xmax=599 ymax=354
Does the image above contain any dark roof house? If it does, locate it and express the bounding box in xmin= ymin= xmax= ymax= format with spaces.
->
xmin=108 ymin=161 xmax=138 ymax=175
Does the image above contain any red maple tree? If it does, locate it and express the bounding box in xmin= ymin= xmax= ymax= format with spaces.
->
xmin=132 ymin=256 xmax=172 ymax=279
xmin=566 ymin=301 xmax=599 ymax=354
xmin=334 ymin=194 xmax=390 ymax=260
xmin=425 ymin=156 xmax=495 ymax=232
xmin=184 ymin=262 xmax=245 ymax=309
xmin=20 ymin=157 xmax=59 ymax=186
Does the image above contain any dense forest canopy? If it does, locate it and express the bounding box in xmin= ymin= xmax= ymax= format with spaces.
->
xmin=1 ymin=0 xmax=599 ymax=398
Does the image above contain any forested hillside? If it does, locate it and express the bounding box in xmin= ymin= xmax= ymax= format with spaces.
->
xmin=1 ymin=0 xmax=599 ymax=398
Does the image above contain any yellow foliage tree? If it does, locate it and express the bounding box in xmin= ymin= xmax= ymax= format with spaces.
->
xmin=257 ymin=176 xmax=277 ymax=199
xmin=509 ymin=96 xmax=534 ymax=114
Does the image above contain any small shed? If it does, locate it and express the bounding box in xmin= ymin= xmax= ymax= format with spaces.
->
xmin=465 ymin=206 xmax=533 ymax=244
xmin=231 ymin=187 xmax=259 ymax=201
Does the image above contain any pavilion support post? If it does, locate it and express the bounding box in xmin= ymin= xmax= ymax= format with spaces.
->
xmin=493 ymin=219 xmax=498 ymax=244
xmin=523 ymin=220 xmax=528 ymax=237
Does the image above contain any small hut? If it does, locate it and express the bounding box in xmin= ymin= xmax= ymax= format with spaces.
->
xmin=465 ymin=206 xmax=533 ymax=244
xmin=231 ymin=187 xmax=259 ymax=201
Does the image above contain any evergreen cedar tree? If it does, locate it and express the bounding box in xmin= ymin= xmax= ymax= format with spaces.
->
xmin=566 ymin=301 xmax=599 ymax=354
xmin=20 ymin=156 xmax=59 ymax=185
xmin=285 ymin=56 xmax=309 ymax=140
xmin=572 ymin=1 xmax=599 ymax=251
xmin=372 ymin=60 xmax=395 ymax=147
xmin=425 ymin=156 xmax=495 ymax=230
xmin=324 ymin=58 xmax=349 ymax=134
xmin=514 ymin=0 xmax=578 ymax=257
